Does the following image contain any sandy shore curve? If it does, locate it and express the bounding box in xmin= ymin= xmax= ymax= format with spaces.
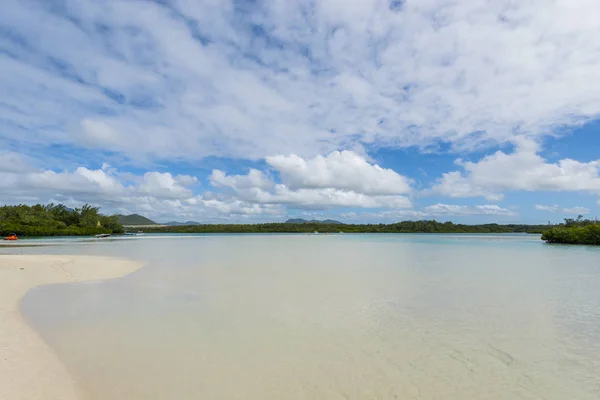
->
xmin=0 ymin=255 xmax=143 ymax=400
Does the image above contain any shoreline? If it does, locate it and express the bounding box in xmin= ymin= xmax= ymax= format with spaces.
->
xmin=0 ymin=254 xmax=143 ymax=400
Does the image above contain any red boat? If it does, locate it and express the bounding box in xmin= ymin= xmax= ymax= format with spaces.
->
xmin=4 ymin=233 xmax=18 ymax=241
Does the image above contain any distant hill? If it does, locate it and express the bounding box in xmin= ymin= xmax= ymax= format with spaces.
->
xmin=164 ymin=221 xmax=202 ymax=226
xmin=285 ymin=218 xmax=344 ymax=224
xmin=117 ymin=214 xmax=157 ymax=226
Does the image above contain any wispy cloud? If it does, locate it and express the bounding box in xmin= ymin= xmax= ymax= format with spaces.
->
xmin=340 ymin=203 xmax=517 ymax=223
xmin=2 ymin=0 xmax=600 ymax=164
xmin=424 ymin=203 xmax=516 ymax=217
xmin=535 ymin=205 xmax=590 ymax=215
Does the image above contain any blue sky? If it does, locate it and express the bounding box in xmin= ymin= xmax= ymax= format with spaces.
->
xmin=1 ymin=0 xmax=599 ymax=223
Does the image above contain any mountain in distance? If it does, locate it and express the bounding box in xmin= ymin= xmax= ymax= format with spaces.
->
xmin=285 ymin=218 xmax=344 ymax=224
xmin=117 ymin=214 xmax=158 ymax=226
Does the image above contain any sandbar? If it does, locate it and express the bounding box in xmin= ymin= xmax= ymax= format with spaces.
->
xmin=0 ymin=254 xmax=142 ymax=400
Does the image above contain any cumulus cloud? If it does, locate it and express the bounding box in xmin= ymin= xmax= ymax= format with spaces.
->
xmin=199 ymin=198 xmax=281 ymax=216
xmin=0 ymin=155 xmax=281 ymax=221
xmin=535 ymin=205 xmax=590 ymax=215
xmin=2 ymin=0 xmax=600 ymax=163
xmin=210 ymin=169 xmax=273 ymax=191
xmin=13 ymin=167 xmax=128 ymax=198
xmin=137 ymin=172 xmax=198 ymax=199
xmin=1 ymin=150 xmax=415 ymax=220
xmin=266 ymin=151 xmax=412 ymax=195
xmin=1 ymin=147 xmax=593 ymax=223
xmin=210 ymin=151 xmax=413 ymax=210
xmin=2 ymin=163 xmax=199 ymax=204
xmin=430 ymin=138 xmax=600 ymax=200
xmin=253 ymin=186 xmax=412 ymax=210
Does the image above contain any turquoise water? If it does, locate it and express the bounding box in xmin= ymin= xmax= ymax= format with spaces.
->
xmin=11 ymin=234 xmax=600 ymax=399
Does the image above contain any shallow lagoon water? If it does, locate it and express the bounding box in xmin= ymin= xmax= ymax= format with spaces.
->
xmin=11 ymin=234 xmax=600 ymax=399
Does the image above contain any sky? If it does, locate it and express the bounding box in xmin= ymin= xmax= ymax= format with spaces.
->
xmin=1 ymin=0 xmax=600 ymax=224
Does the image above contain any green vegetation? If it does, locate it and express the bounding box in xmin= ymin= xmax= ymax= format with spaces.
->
xmin=143 ymin=220 xmax=550 ymax=234
xmin=117 ymin=214 xmax=158 ymax=226
xmin=10 ymin=205 xmax=593 ymax=243
xmin=0 ymin=204 xmax=124 ymax=237
xmin=541 ymin=216 xmax=600 ymax=245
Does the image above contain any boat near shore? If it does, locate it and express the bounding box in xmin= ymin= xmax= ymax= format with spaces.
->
xmin=94 ymin=233 xmax=111 ymax=238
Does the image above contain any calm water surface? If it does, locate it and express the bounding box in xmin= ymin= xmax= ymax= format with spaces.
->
xmin=9 ymin=234 xmax=600 ymax=399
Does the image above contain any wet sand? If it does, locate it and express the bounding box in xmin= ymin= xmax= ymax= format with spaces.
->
xmin=0 ymin=255 xmax=142 ymax=400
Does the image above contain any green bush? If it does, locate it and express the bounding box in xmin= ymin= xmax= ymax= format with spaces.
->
xmin=542 ymin=222 xmax=600 ymax=245
xmin=0 ymin=203 xmax=124 ymax=237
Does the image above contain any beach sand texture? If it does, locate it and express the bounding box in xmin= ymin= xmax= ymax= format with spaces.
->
xmin=0 ymin=255 xmax=142 ymax=400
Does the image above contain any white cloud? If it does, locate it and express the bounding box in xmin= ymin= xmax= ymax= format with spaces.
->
xmin=535 ymin=205 xmax=590 ymax=215
xmin=423 ymin=204 xmax=516 ymax=216
xmin=137 ymin=172 xmax=197 ymax=199
xmin=340 ymin=203 xmax=516 ymax=223
xmin=79 ymin=119 xmax=126 ymax=148
xmin=5 ymin=164 xmax=197 ymax=203
xmin=341 ymin=209 xmax=429 ymax=222
xmin=535 ymin=205 xmax=560 ymax=212
xmin=266 ymin=151 xmax=412 ymax=195
xmin=430 ymin=138 xmax=600 ymax=200
xmin=210 ymin=169 xmax=273 ymax=191
xmin=563 ymin=207 xmax=591 ymax=215
xmin=0 ymin=148 xmax=591 ymax=223
xmin=21 ymin=167 xmax=129 ymax=197
xmin=252 ymin=186 xmax=412 ymax=210
xmin=199 ymin=198 xmax=281 ymax=216
xmin=0 ymin=152 xmax=34 ymax=173
xmin=0 ymin=151 xmax=415 ymax=220
xmin=210 ymin=151 xmax=413 ymax=210
xmin=2 ymin=0 xmax=600 ymax=162
xmin=0 ymin=156 xmax=280 ymax=221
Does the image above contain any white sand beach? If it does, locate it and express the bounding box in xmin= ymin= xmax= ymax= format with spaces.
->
xmin=0 ymin=255 xmax=142 ymax=400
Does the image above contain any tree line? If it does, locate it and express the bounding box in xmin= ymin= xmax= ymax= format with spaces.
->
xmin=143 ymin=220 xmax=552 ymax=234
xmin=4 ymin=203 xmax=598 ymax=245
xmin=541 ymin=216 xmax=600 ymax=245
xmin=0 ymin=204 xmax=124 ymax=237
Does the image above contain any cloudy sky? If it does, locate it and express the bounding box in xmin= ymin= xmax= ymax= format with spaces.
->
xmin=1 ymin=0 xmax=600 ymax=223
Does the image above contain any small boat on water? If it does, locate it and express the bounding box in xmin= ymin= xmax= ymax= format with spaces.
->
xmin=3 ymin=233 xmax=18 ymax=241
xmin=94 ymin=233 xmax=111 ymax=238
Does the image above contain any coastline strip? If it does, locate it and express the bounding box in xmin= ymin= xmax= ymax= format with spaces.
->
xmin=0 ymin=255 xmax=143 ymax=400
